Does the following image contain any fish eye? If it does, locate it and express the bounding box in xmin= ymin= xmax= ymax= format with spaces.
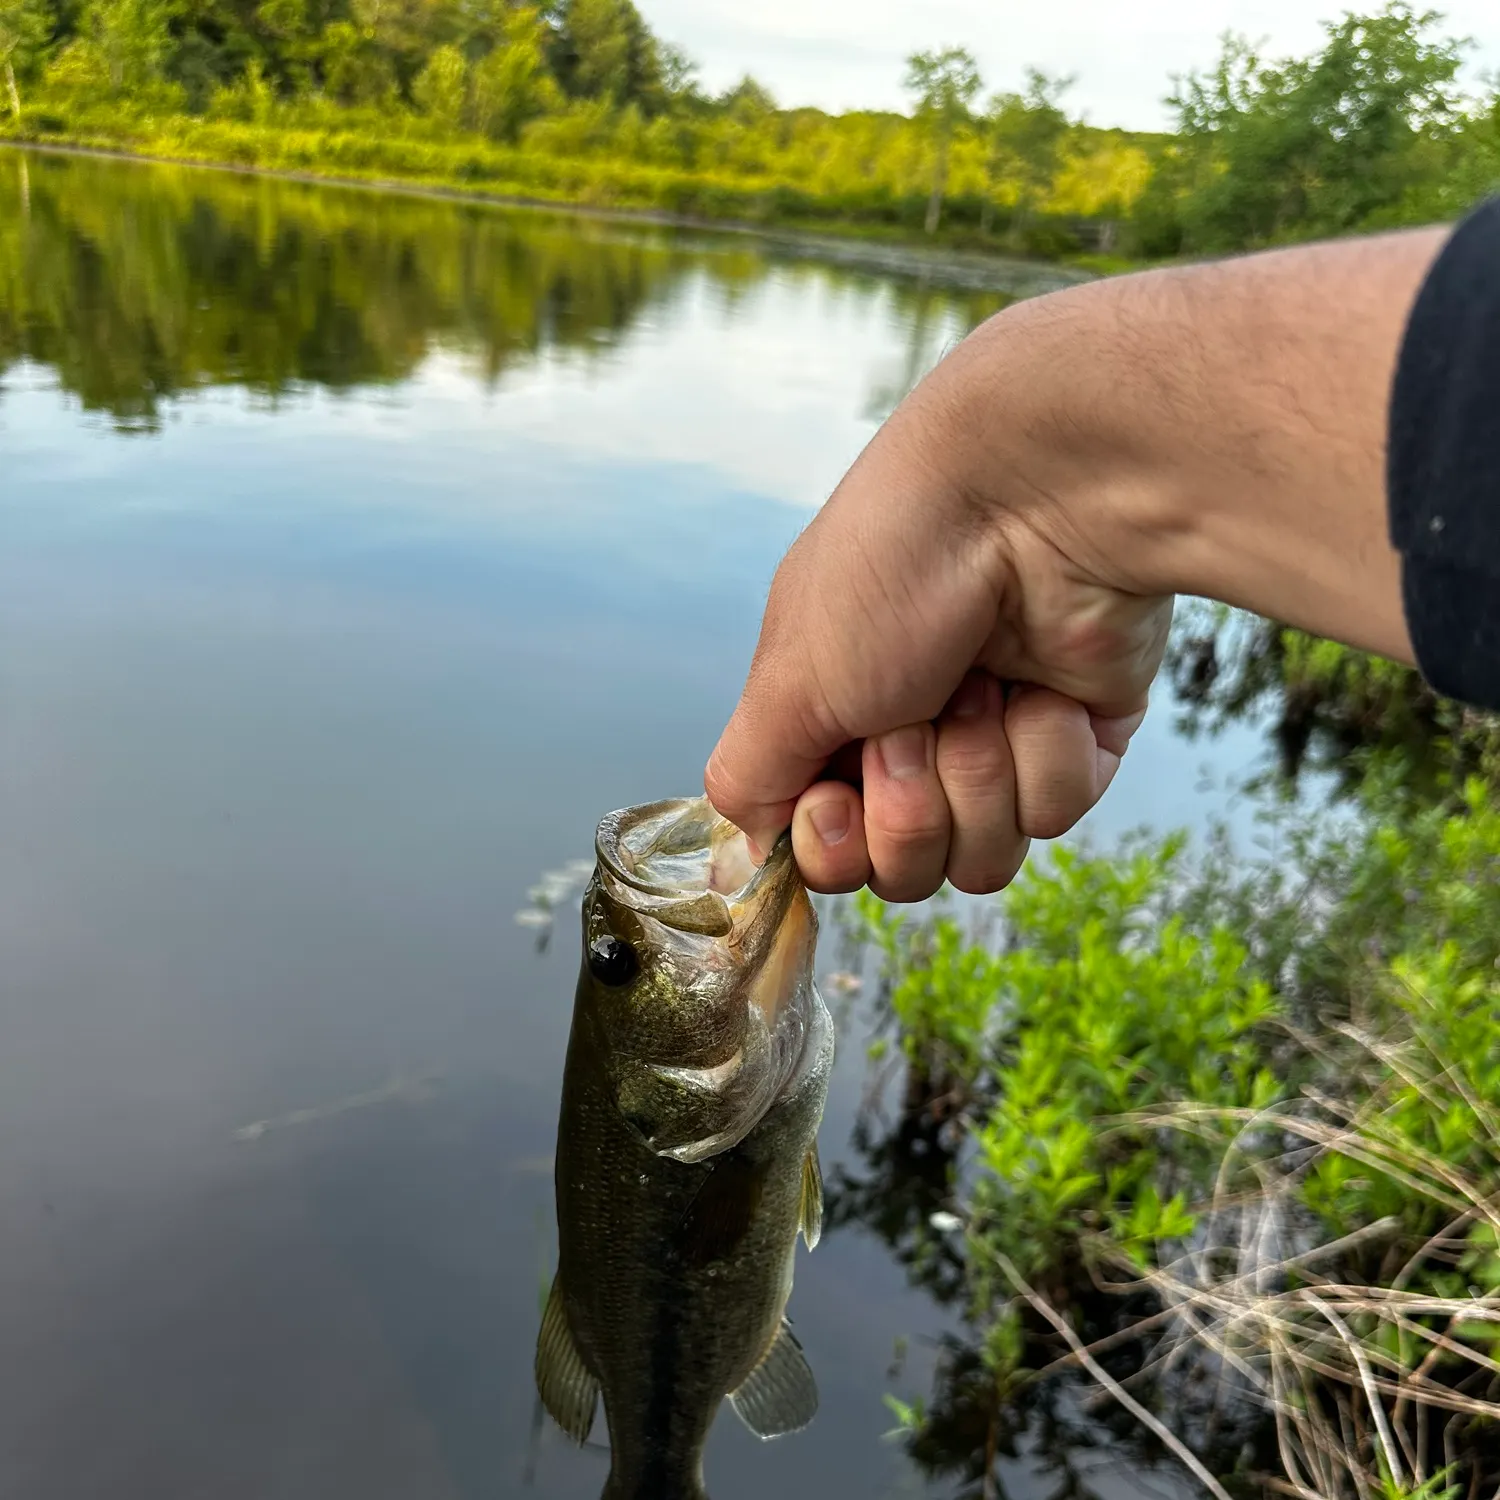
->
xmin=588 ymin=935 xmax=638 ymax=987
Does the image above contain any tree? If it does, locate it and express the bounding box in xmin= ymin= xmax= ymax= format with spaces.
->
xmin=1167 ymin=2 xmax=1469 ymax=250
xmin=316 ymin=17 xmax=397 ymax=103
xmin=412 ymin=37 xmax=464 ymax=125
xmin=550 ymin=0 xmax=661 ymax=110
xmin=83 ymin=0 xmax=176 ymax=94
xmin=719 ymin=72 xmax=773 ymax=121
xmin=983 ymin=67 xmax=1072 ymax=236
xmin=0 ymin=0 xmax=52 ymax=116
xmin=655 ymin=38 xmax=697 ymax=108
xmin=904 ymin=45 xmax=980 ymax=234
xmin=469 ymin=3 xmax=553 ymax=139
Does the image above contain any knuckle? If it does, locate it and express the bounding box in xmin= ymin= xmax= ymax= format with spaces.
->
xmin=936 ymin=737 xmax=1011 ymax=791
xmin=869 ymin=810 xmax=949 ymax=851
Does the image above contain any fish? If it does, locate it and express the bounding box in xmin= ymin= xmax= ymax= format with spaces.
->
xmin=535 ymin=796 xmax=834 ymax=1500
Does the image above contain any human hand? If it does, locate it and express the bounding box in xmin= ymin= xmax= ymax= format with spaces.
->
xmin=704 ymin=289 xmax=1174 ymax=901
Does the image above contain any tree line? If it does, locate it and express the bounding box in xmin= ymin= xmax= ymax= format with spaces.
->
xmin=1 ymin=1 xmax=1498 ymax=257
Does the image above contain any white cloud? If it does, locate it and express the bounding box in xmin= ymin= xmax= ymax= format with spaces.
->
xmin=643 ymin=0 xmax=1500 ymax=131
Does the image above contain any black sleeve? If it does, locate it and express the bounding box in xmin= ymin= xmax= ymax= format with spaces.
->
xmin=1387 ymin=194 xmax=1500 ymax=711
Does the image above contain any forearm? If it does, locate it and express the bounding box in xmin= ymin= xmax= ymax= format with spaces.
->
xmin=941 ymin=227 xmax=1452 ymax=666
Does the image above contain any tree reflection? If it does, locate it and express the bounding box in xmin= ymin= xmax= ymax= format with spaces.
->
xmin=0 ymin=149 xmax=1017 ymax=434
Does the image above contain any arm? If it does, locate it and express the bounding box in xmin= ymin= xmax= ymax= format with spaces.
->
xmin=705 ymin=225 xmax=1451 ymax=901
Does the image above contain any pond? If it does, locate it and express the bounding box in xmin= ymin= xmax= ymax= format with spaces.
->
xmin=0 ymin=146 xmax=1267 ymax=1500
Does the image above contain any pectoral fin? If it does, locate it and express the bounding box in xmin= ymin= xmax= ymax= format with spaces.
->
xmin=535 ymin=1275 xmax=598 ymax=1443
xmin=728 ymin=1320 xmax=819 ymax=1439
xmin=799 ymin=1145 xmax=823 ymax=1252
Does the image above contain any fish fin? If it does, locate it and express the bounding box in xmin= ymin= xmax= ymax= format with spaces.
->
xmin=799 ymin=1145 xmax=823 ymax=1252
xmin=535 ymin=1275 xmax=599 ymax=1444
xmin=729 ymin=1320 xmax=819 ymax=1439
xmin=678 ymin=1152 xmax=767 ymax=1267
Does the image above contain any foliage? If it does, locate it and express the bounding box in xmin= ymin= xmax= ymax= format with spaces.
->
xmin=2 ymin=2 xmax=1498 ymax=254
xmin=412 ymin=40 xmax=466 ymax=128
xmin=0 ymin=0 xmax=52 ymax=116
xmin=850 ymin=765 xmax=1500 ymax=1494
xmin=982 ymin=68 xmax=1072 ymax=238
xmin=1165 ymin=600 xmax=1500 ymax=811
xmin=903 ymin=45 xmax=981 ymax=233
xmin=1147 ymin=3 xmax=1490 ymax=253
xmin=0 ymin=0 xmax=1161 ymax=255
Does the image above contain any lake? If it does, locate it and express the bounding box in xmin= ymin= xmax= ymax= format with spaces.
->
xmin=0 ymin=146 xmax=1263 ymax=1500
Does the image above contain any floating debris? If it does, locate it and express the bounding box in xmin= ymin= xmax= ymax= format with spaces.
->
xmin=823 ymin=970 xmax=864 ymax=995
xmin=233 ymin=1069 xmax=439 ymax=1143
xmin=927 ymin=1210 xmax=964 ymax=1234
xmin=513 ymin=856 xmax=596 ymax=939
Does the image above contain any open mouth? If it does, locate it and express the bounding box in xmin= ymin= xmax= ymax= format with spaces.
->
xmin=597 ymin=798 xmax=785 ymax=897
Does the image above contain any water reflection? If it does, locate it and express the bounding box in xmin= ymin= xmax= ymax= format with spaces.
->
xmin=0 ymin=145 xmax=1262 ymax=1500
xmin=0 ymin=149 xmax=1015 ymax=434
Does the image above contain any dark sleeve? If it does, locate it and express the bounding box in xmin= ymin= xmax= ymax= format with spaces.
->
xmin=1387 ymin=194 xmax=1500 ymax=711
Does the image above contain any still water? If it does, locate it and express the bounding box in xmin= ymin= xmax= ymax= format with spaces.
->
xmin=0 ymin=147 xmax=1262 ymax=1499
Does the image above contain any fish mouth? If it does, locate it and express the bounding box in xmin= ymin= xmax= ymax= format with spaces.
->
xmin=594 ymin=797 xmax=796 ymax=938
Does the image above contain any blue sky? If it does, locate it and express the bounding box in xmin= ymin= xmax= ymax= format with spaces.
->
xmin=644 ymin=0 xmax=1500 ymax=132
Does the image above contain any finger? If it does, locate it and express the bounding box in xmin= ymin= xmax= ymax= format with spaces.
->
xmin=862 ymin=723 xmax=951 ymax=904
xmin=1090 ymin=706 xmax=1147 ymax=795
xmin=790 ymin=782 xmax=872 ymax=894
xmin=1006 ymin=685 xmax=1109 ymax=841
xmin=935 ymin=672 xmax=1030 ymax=894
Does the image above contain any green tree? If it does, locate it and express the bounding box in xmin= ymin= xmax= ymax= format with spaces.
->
xmin=983 ymin=67 xmax=1072 ymax=236
xmin=551 ymin=0 xmax=660 ymax=109
xmin=317 ymin=16 xmax=397 ymax=103
xmin=469 ymin=3 xmax=553 ymax=140
xmin=345 ymin=0 xmax=456 ymax=95
xmin=655 ymin=38 xmax=696 ymax=108
xmin=0 ymin=0 xmax=52 ymax=116
xmin=1168 ymin=2 xmax=1469 ymax=250
xmin=84 ymin=0 xmax=176 ymax=94
xmin=719 ymin=72 xmax=773 ymax=122
xmin=904 ymin=45 xmax=981 ymax=234
xmin=412 ymin=37 xmax=464 ymax=125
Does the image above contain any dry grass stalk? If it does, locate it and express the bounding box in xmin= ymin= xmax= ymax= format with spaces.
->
xmin=991 ymin=1000 xmax=1500 ymax=1499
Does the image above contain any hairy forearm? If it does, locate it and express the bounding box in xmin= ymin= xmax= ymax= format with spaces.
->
xmin=942 ymin=228 xmax=1451 ymax=667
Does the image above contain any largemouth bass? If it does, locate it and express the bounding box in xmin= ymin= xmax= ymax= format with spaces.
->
xmin=535 ymin=797 xmax=834 ymax=1500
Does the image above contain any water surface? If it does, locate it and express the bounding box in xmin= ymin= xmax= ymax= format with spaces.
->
xmin=0 ymin=147 xmax=1258 ymax=1499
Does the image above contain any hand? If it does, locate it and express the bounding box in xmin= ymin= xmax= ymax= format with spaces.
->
xmin=704 ymin=293 xmax=1173 ymax=901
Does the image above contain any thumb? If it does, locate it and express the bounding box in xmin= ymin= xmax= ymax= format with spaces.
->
xmin=704 ymin=571 xmax=848 ymax=855
xmin=705 ymin=500 xmax=993 ymax=852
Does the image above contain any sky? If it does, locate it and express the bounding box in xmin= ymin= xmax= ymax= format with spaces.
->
xmin=643 ymin=0 xmax=1500 ymax=133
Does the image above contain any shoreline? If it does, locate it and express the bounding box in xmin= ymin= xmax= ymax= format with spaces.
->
xmin=1 ymin=136 xmax=1097 ymax=297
